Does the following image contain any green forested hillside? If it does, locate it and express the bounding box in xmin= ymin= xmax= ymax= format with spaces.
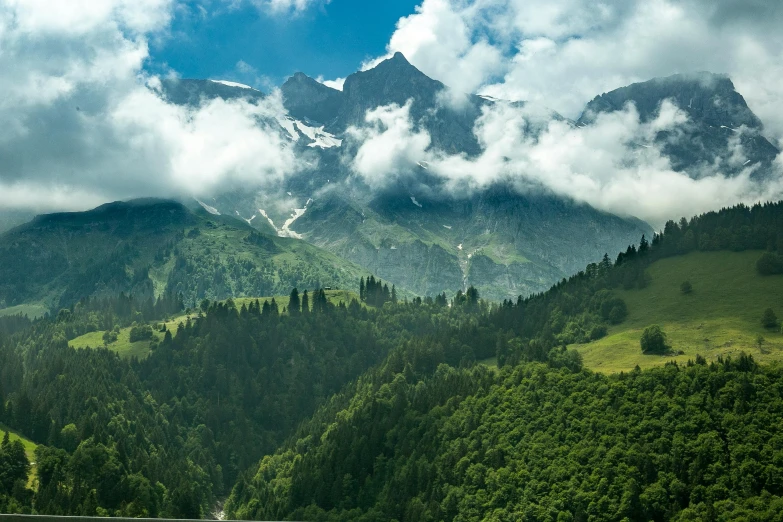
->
xmin=1 ymin=201 xmax=783 ymax=520
xmin=227 ymin=356 xmax=783 ymax=522
xmin=0 ymin=199 xmax=371 ymax=312
xmin=224 ymin=201 xmax=783 ymax=521
xmin=0 ymin=287 xmax=484 ymax=517
xmin=575 ymin=250 xmax=783 ymax=372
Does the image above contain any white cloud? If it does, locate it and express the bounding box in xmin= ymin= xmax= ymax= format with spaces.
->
xmin=248 ymin=0 xmax=330 ymax=14
xmin=0 ymin=0 xmax=300 ymax=211
xmin=384 ymin=0 xmax=504 ymax=99
xmin=347 ymin=101 xmax=431 ymax=189
xmin=318 ymin=76 xmax=345 ymax=91
xmin=347 ymin=98 xmax=783 ymax=226
xmin=373 ymin=0 xmax=783 ymax=142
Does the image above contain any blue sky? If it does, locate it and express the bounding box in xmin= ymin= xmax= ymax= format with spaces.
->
xmin=149 ymin=0 xmax=422 ymax=89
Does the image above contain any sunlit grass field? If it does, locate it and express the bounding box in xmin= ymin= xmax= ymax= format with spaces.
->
xmin=573 ymin=250 xmax=783 ymax=373
xmin=0 ymin=424 xmax=37 ymax=488
xmin=0 ymin=303 xmax=48 ymax=319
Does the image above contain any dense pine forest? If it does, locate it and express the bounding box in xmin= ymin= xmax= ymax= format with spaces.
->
xmin=1 ymin=201 xmax=783 ymax=519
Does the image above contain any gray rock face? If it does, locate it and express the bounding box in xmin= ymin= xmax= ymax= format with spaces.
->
xmin=159 ymin=79 xmax=265 ymax=106
xmin=281 ymin=72 xmax=344 ymax=125
xmin=293 ymin=186 xmax=649 ymax=301
xmin=578 ymin=72 xmax=780 ymax=178
xmin=74 ymin=56 xmax=783 ymax=302
xmin=284 ymin=53 xmax=488 ymax=155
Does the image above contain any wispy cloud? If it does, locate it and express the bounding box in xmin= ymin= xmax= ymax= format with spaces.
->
xmin=346 ymin=99 xmax=783 ymax=226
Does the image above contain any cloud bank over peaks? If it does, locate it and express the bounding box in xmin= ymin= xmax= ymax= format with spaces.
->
xmin=346 ymin=97 xmax=783 ymax=226
xmin=347 ymin=101 xmax=431 ymax=190
xmin=0 ymin=0 xmax=300 ymax=211
xmin=374 ymin=0 xmax=783 ymax=143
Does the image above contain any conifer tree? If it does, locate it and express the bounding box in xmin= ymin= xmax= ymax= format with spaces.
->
xmin=289 ymin=289 xmax=300 ymax=316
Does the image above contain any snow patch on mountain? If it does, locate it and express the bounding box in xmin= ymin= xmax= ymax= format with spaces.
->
xmin=210 ymin=80 xmax=255 ymax=90
xmin=235 ymin=210 xmax=257 ymax=225
xmin=280 ymin=198 xmax=313 ymax=239
xmin=197 ymin=200 xmax=221 ymax=215
xmin=294 ymin=121 xmax=342 ymax=149
xmin=259 ymin=209 xmax=278 ymax=231
xmin=277 ymin=117 xmax=300 ymax=141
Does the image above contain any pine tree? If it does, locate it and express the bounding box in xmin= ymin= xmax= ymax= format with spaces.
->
xmin=359 ymin=278 xmax=365 ymax=302
xmin=762 ymin=308 xmax=779 ymax=329
xmin=301 ymin=290 xmax=310 ymax=315
xmin=289 ymin=289 xmax=300 ymax=316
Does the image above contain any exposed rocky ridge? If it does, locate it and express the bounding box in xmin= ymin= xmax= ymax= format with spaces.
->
xmin=578 ymin=72 xmax=780 ymax=177
xmin=159 ymin=79 xmax=266 ymax=106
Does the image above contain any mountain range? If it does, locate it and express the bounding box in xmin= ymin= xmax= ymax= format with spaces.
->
xmin=160 ymin=53 xmax=777 ymax=301
xmin=1 ymin=53 xmax=780 ymax=307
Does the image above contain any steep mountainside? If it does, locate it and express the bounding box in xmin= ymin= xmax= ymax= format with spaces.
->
xmin=0 ymin=199 xmax=369 ymax=311
xmin=578 ymin=72 xmax=780 ymax=177
xmin=296 ymin=186 xmax=649 ymax=298
xmin=23 ymin=56 xmax=779 ymax=302
xmin=173 ymin=54 xmax=651 ymax=301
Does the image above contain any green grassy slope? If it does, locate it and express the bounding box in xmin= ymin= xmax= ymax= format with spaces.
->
xmin=69 ymin=291 xmax=364 ymax=359
xmin=0 ymin=304 xmax=47 ymax=319
xmin=69 ymin=327 xmax=163 ymax=360
xmin=574 ymin=250 xmax=783 ymax=373
xmin=0 ymin=199 xmax=374 ymax=311
xmin=0 ymin=424 xmax=37 ymax=487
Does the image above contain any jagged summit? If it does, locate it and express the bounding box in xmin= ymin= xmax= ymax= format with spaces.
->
xmin=282 ymin=72 xmax=344 ymax=123
xmin=577 ymin=71 xmax=779 ymax=177
xmin=578 ymin=72 xmax=760 ymax=128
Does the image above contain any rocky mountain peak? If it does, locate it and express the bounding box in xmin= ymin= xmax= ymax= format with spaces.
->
xmin=281 ymin=72 xmax=343 ymax=124
xmin=578 ymin=72 xmax=762 ymax=130
xmin=577 ymin=72 xmax=779 ymax=178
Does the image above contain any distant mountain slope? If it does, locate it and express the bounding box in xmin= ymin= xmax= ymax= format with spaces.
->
xmin=0 ymin=199 xmax=369 ymax=311
xmin=48 ymin=56 xmax=780 ymax=303
xmin=296 ymin=186 xmax=650 ymax=299
xmin=173 ymin=55 xmax=651 ymax=301
xmin=159 ymin=78 xmax=266 ymax=106
xmin=578 ymin=72 xmax=780 ymax=177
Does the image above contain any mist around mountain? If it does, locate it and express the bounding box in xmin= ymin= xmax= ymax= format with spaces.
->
xmin=1 ymin=52 xmax=779 ymax=304
xmin=151 ymin=51 xmax=783 ymax=303
xmin=578 ymin=72 xmax=780 ymax=179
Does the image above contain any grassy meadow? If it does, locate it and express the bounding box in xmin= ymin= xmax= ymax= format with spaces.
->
xmin=573 ymin=250 xmax=783 ymax=373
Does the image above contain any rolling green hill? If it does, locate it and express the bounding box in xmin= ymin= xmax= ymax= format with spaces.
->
xmin=68 ymin=290 xmax=364 ymax=360
xmin=574 ymin=250 xmax=783 ymax=373
xmin=69 ymin=327 xmax=164 ymax=360
xmin=0 ymin=199 xmax=373 ymax=311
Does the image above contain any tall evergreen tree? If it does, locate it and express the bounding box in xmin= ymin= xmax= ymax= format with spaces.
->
xmin=289 ymin=289 xmax=300 ymax=316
